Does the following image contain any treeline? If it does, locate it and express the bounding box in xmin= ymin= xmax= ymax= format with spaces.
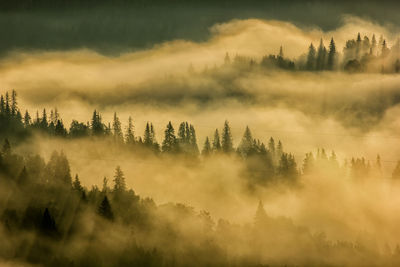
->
xmin=220 ymin=33 xmax=400 ymax=73
xmin=3 ymin=90 xmax=400 ymax=184
xmin=1 ymin=90 xmax=299 ymax=186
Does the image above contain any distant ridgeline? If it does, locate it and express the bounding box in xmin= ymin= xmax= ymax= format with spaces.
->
xmin=222 ymin=33 xmax=400 ymax=73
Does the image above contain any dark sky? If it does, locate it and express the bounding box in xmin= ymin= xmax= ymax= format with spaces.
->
xmin=0 ymin=0 xmax=399 ymax=55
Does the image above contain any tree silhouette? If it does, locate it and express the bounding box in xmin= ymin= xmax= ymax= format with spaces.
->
xmin=113 ymin=166 xmax=126 ymax=193
xmin=98 ymin=196 xmax=114 ymax=220
xmin=221 ymin=120 xmax=234 ymax=154
xmin=306 ymin=43 xmax=316 ymax=70
xmin=212 ymin=129 xmax=221 ymax=152
xmin=162 ymin=121 xmax=177 ymax=153
xmin=202 ymin=137 xmax=211 ymax=156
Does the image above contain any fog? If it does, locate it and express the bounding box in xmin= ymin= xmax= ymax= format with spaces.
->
xmin=1 ymin=15 xmax=400 ymax=266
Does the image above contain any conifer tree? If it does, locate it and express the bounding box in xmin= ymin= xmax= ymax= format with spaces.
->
xmin=143 ymin=122 xmax=153 ymax=147
xmin=162 ymin=121 xmax=177 ymax=153
xmin=40 ymin=208 xmax=57 ymax=236
xmin=24 ymin=110 xmax=31 ymax=127
xmin=254 ymin=201 xmax=268 ymax=227
xmin=113 ymin=166 xmax=126 ymax=193
xmin=73 ymin=174 xmax=83 ymax=193
xmin=238 ymin=126 xmax=254 ymax=157
xmin=268 ymin=137 xmax=275 ymax=156
xmin=327 ymin=38 xmax=336 ymax=70
xmin=125 ymin=116 xmax=135 ymax=145
xmin=113 ymin=112 xmax=123 ymax=143
xmin=202 ymin=137 xmax=211 ymax=156
xmin=98 ymin=196 xmax=114 ymax=220
xmin=212 ymin=129 xmax=221 ymax=152
xmin=371 ymin=34 xmax=377 ymax=55
xmin=316 ymin=39 xmax=326 ymax=70
xmin=11 ymin=90 xmax=17 ymax=117
xmin=306 ymin=43 xmax=316 ymax=70
xmin=221 ymin=120 xmax=234 ymax=153
xmin=189 ymin=124 xmax=199 ymax=155
xmin=91 ymin=110 xmax=104 ymax=136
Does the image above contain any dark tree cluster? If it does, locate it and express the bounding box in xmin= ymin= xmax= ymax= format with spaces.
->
xmin=219 ymin=33 xmax=400 ymax=74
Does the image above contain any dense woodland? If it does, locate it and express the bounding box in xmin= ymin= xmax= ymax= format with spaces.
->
xmin=1 ymin=89 xmax=400 ymax=266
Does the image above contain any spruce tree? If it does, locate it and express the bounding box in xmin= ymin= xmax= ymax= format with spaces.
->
xmin=202 ymin=137 xmax=211 ymax=156
xmin=212 ymin=129 xmax=221 ymax=152
xmin=113 ymin=166 xmax=126 ymax=193
xmin=113 ymin=112 xmax=123 ymax=143
xmin=24 ymin=110 xmax=31 ymax=127
xmin=189 ymin=124 xmax=199 ymax=155
xmin=73 ymin=174 xmax=83 ymax=193
xmin=221 ymin=120 xmax=234 ymax=153
xmin=316 ymin=39 xmax=326 ymax=70
xmin=327 ymin=38 xmax=336 ymax=70
xmin=125 ymin=116 xmax=135 ymax=145
xmin=238 ymin=126 xmax=254 ymax=157
xmin=162 ymin=121 xmax=177 ymax=153
xmin=268 ymin=137 xmax=275 ymax=156
xmin=306 ymin=43 xmax=316 ymax=70
xmin=98 ymin=196 xmax=114 ymax=220
xmin=254 ymin=201 xmax=268 ymax=227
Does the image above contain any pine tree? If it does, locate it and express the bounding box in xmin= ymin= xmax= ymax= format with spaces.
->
xmin=178 ymin=122 xmax=187 ymax=143
xmin=23 ymin=110 xmax=31 ymax=127
xmin=302 ymin=152 xmax=314 ymax=174
xmin=112 ymin=112 xmax=123 ymax=143
xmin=268 ymin=137 xmax=275 ymax=156
xmin=316 ymin=39 xmax=326 ymax=70
xmin=91 ymin=110 xmax=104 ymax=136
xmin=238 ymin=126 xmax=254 ymax=157
xmin=102 ymin=177 xmax=109 ymax=193
xmin=254 ymin=201 xmax=268 ymax=227
xmin=98 ymin=196 xmax=114 ymax=220
xmin=356 ymin=32 xmax=362 ymax=59
xmin=221 ymin=120 xmax=234 ymax=153
xmin=55 ymin=120 xmax=67 ymax=136
xmin=162 ymin=121 xmax=177 ymax=153
xmin=202 ymin=137 xmax=211 ymax=156
xmin=40 ymin=208 xmax=58 ymax=236
xmin=276 ymin=140 xmax=283 ymax=159
xmin=306 ymin=43 xmax=316 ymax=70
xmin=113 ymin=166 xmax=126 ymax=193
xmin=41 ymin=109 xmax=48 ymax=130
xmin=279 ymin=46 xmax=284 ymax=58
xmin=125 ymin=116 xmax=135 ymax=145
xmin=73 ymin=174 xmax=83 ymax=193
xmin=143 ymin=122 xmax=153 ymax=147
xmin=212 ymin=129 xmax=221 ymax=152
xmin=11 ymin=90 xmax=17 ymax=117
xmin=189 ymin=124 xmax=199 ymax=155
xmin=327 ymin=38 xmax=336 ymax=70
xmin=371 ymin=34 xmax=377 ymax=55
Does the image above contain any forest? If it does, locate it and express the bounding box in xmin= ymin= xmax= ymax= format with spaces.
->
xmin=1 ymin=87 xmax=400 ymax=266
xmin=2 ymin=1 xmax=400 ymax=265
